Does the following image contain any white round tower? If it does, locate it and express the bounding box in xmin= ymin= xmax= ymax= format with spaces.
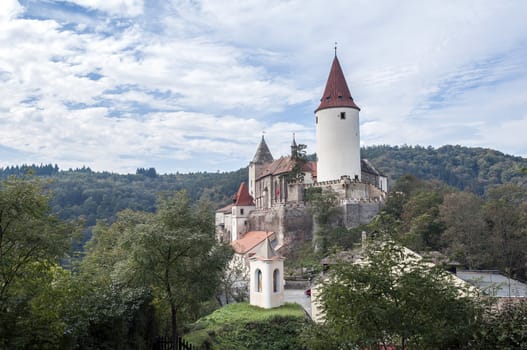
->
xmin=315 ymin=55 xmax=361 ymax=182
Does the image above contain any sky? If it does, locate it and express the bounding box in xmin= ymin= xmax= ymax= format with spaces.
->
xmin=0 ymin=0 xmax=526 ymax=174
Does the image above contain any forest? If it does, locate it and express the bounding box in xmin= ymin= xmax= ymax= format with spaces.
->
xmin=1 ymin=144 xmax=525 ymax=231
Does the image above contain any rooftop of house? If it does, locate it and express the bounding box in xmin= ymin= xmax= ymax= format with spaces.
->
xmin=456 ymin=270 xmax=527 ymax=298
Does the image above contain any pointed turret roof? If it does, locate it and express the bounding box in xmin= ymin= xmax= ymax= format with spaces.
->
xmin=315 ymin=56 xmax=360 ymax=112
xmin=233 ymin=182 xmax=254 ymax=206
xmin=252 ymin=135 xmax=274 ymax=164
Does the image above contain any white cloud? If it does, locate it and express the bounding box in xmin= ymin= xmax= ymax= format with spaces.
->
xmin=67 ymin=0 xmax=144 ymax=17
xmin=0 ymin=0 xmax=526 ymax=173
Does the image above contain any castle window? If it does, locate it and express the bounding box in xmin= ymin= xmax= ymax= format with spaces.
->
xmin=315 ymin=116 xmax=318 ymax=124
xmin=256 ymin=269 xmax=262 ymax=292
xmin=340 ymin=112 xmax=346 ymax=120
xmin=273 ymin=269 xmax=280 ymax=293
xmin=240 ymin=208 xmax=244 ymax=215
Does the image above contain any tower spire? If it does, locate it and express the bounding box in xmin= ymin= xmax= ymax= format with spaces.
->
xmin=315 ymin=55 xmax=360 ymax=112
xmin=334 ymin=41 xmax=337 ymax=57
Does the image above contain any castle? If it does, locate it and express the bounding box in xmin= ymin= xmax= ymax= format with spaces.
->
xmin=216 ymin=53 xmax=387 ymax=253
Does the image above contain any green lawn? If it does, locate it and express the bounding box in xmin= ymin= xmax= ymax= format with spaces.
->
xmin=184 ymin=302 xmax=307 ymax=349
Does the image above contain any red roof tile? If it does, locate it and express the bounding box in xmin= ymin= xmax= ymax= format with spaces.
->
xmin=315 ymin=56 xmax=360 ymax=112
xmin=231 ymin=231 xmax=275 ymax=254
xmin=234 ymin=182 xmax=254 ymax=206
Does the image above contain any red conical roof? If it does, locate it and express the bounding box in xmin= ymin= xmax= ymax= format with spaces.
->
xmin=315 ymin=56 xmax=360 ymax=112
xmin=234 ymin=182 xmax=254 ymax=206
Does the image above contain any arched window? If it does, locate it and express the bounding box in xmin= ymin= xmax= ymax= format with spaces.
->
xmin=273 ymin=269 xmax=280 ymax=293
xmin=256 ymin=269 xmax=262 ymax=292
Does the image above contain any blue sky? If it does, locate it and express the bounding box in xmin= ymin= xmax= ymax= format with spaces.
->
xmin=0 ymin=0 xmax=526 ymax=173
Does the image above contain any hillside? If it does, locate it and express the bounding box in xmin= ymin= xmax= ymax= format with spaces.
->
xmin=362 ymin=144 xmax=527 ymax=194
xmin=1 ymin=145 xmax=525 ymax=228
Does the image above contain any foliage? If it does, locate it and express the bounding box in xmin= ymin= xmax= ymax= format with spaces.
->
xmin=476 ymin=301 xmax=527 ymax=348
xmin=362 ymin=144 xmax=527 ymax=193
xmin=307 ymin=242 xmax=482 ymax=350
xmin=484 ymin=184 xmax=527 ymax=279
xmin=368 ymin=174 xmax=527 ymax=280
xmin=283 ymin=143 xmax=308 ymax=182
xmin=86 ymin=191 xmax=233 ymax=339
xmin=0 ymin=177 xmax=78 ymax=348
xmin=439 ymin=192 xmax=488 ymax=269
xmin=306 ymin=187 xmax=341 ymax=253
xmin=184 ymin=302 xmax=307 ymax=350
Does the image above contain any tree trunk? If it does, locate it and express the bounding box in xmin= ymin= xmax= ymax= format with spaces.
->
xmin=171 ymin=302 xmax=177 ymax=342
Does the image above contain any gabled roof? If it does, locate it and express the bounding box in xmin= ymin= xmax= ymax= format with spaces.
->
xmin=233 ymin=182 xmax=254 ymax=206
xmin=231 ymin=231 xmax=275 ymax=255
xmin=251 ymin=236 xmax=283 ymax=261
xmin=257 ymin=157 xmax=316 ymax=180
xmin=252 ymin=135 xmax=274 ymax=164
xmin=315 ymin=56 xmax=360 ymax=112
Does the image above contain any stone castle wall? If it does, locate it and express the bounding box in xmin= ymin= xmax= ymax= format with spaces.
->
xmin=247 ymin=198 xmax=383 ymax=247
xmin=248 ymin=203 xmax=313 ymax=248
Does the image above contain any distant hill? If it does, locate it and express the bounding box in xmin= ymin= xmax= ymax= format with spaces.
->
xmin=0 ymin=165 xmax=247 ymax=227
xmin=1 ymin=145 xmax=525 ymax=227
xmin=362 ymin=145 xmax=527 ymax=194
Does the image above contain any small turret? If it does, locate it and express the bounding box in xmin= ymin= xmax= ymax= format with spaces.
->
xmin=290 ymin=133 xmax=298 ymax=159
xmin=249 ymin=135 xmax=274 ymax=199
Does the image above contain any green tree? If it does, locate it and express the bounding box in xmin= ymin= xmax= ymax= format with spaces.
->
xmin=476 ymin=301 xmax=527 ymax=348
xmin=306 ymin=242 xmax=481 ymax=349
xmin=285 ymin=143 xmax=308 ymax=182
xmin=114 ymin=191 xmax=233 ymax=340
xmin=484 ymin=184 xmax=527 ymax=280
xmin=0 ymin=178 xmax=76 ymax=348
xmin=306 ymin=188 xmax=340 ymax=253
xmin=440 ymin=191 xmax=489 ymax=269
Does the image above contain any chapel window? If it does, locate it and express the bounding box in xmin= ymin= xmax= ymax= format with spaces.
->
xmin=256 ymin=269 xmax=262 ymax=292
xmin=273 ymin=269 xmax=280 ymax=293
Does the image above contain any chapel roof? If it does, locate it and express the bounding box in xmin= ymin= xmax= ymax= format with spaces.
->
xmin=251 ymin=235 xmax=283 ymax=261
xmin=315 ymin=55 xmax=360 ymax=112
xmin=233 ymin=182 xmax=254 ymax=206
xmin=231 ymin=231 xmax=275 ymax=255
xmin=252 ymin=135 xmax=274 ymax=164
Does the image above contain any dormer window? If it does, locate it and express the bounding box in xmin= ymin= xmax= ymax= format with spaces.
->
xmin=340 ymin=112 xmax=346 ymax=120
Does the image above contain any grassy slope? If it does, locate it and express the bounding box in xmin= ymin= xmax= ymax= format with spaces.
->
xmin=184 ymin=302 xmax=307 ymax=350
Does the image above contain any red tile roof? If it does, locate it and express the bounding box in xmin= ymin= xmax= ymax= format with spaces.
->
xmin=231 ymin=231 xmax=275 ymax=255
xmin=234 ymin=182 xmax=254 ymax=206
xmin=315 ymin=56 xmax=360 ymax=112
